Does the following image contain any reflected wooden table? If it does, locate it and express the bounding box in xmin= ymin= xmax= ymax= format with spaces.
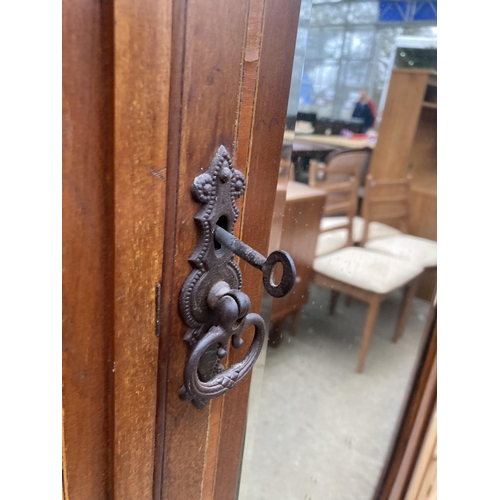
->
xmin=287 ymin=132 xmax=376 ymax=183
xmin=269 ymin=182 xmax=326 ymax=347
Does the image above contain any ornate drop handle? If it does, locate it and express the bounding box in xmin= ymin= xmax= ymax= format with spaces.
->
xmin=179 ymin=146 xmax=295 ymax=409
xmin=180 ymin=282 xmax=265 ymax=406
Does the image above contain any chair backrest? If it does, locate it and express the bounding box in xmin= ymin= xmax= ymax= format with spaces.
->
xmin=309 ymin=156 xmax=360 ymax=246
xmin=321 ymin=148 xmax=371 ymax=183
xmin=361 ymin=174 xmax=411 ymax=246
xmin=309 ymin=151 xmax=363 ymax=216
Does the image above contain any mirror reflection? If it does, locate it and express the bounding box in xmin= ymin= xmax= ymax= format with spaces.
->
xmin=239 ymin=1 xmax=436 ymax=499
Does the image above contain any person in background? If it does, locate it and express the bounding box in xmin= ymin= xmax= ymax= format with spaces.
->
xmin=352 ymin=90 xmax=376 ymax=133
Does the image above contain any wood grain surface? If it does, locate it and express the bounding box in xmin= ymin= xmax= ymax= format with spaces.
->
xmin=113 ymin=0 xmax=171 ymax=498
xmin=212 ymin=2 xmax=302 ymax=498
xmin=369 ymin=70 xmax=428 ymax=180
xmin=375 ymin=306 xmax=437 ymax=500
xmin=405 ymin=407 xmax=437 ymax=500
xmin=153 ymin=1 xmax=301 ymax=499
xmin=62 ymin=0 xmax=114 ymax=497
xmin=155 ymin=2 xmax=251 ymax=499
xmin=64 ymin=2 xmax=300 ymax=498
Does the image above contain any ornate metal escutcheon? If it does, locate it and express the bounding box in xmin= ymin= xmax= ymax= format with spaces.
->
xmin=179 ymin=145 xmax=296 ymax=409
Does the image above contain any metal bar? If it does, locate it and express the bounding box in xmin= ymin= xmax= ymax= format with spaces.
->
xmin=214 ymin=226 xmax=267 ymax=270
xmin=308 ymin=20 xmax=435 ymax=29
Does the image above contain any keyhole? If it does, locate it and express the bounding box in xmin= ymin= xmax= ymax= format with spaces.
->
xmin=214 ymin=216 xmax=228 ymax=252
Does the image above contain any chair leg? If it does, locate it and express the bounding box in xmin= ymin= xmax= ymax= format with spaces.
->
xmin=345 ymin=295 xmax=353 ymax=307
xmin=357 ymin=296 xmax=381 ymax=373
xmin=393 ymin=278 xmax=419 ymax=343
xmin=329 ymin=291 xmax=341 ymax=315
xmin=290 ymin=309 xmax=301 ymax=336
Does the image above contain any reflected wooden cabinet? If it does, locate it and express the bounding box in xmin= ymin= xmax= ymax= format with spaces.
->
xmin=369 ymin=69 xmax=437 ymax=301
xmin=269 ymin=182 xmax=326 ymax=346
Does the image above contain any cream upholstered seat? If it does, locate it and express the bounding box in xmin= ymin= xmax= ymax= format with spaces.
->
xmin=365 ymin=234 xmax=437 ymax=268
xmin=360 ymin=175 xmax=437 ymax=271
xmin=319 ymin=215 xmax=349 ymax=231
xmin=314 ymin=247 xmax=424 ymax=295
xmin=320 ymin=215 xmax=402 ymax=243
xmin=315 ymin=228 xmax=349 ymax=257
xmin=311 ymin=172 xmax=423 ymax=373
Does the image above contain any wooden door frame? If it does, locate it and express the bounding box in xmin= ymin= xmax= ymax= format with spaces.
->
xmin=63 ymin=1 xmax=302 ymax=499
xmin=62 ymin=0 xmax=115 ymax=497
xmin=153 ymin=2 xmax=302 ymax=499
xmin=374 ymin=304 xmax=437 ymax=500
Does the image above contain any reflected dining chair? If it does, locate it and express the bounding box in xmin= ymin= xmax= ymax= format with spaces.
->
xmin=309 ymin=151 xmax=402 ymax=244
xmin=360 ymin=174 xmax=437 ymax=269
xmin=359 ymin=175 xmax=437 ymax=342
xmin=313 ymin=171 xmax=425 ymax=373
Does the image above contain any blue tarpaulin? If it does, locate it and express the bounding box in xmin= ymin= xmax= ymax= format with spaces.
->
xmin=379 ymin=1 xmax=437 ymax=22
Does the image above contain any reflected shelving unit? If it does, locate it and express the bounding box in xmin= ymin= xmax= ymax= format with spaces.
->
xmin=369 ymin=68 xmax=437 ymax=301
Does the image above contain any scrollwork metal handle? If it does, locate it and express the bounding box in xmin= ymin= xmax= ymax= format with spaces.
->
xmin=179 ymin=146 xmax=295 ymax=409
xmin=180 ymin=282 xmax=265 ymax=407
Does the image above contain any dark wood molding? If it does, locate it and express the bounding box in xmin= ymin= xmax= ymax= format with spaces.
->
xmin=212 ymin=1 xmax=302 ymax=498
xmin=374 ymin=304 xmax=437 ymax=500
xmin=62 ymin=0 xmax=114 ymax=497
xmin=155 ymin=2 xmax=256 ymax=499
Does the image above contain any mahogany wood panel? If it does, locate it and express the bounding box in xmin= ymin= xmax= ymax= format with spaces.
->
xmin=65 ymin=2 xmax=300 ymax=498
xmin=390 ymin=357 xmax=437 ymax=500
xmin=155 ymin=2 xmax=252 ymax=499
xmin=62 ymin=0 xmax=114 ymax=497
xmin=207 ymin=1 xmax=267 ymax=498
xmin=370 ymin=70 xmax=428 ymax=180
xmin=154 ymin=1 xmax=301 ymax=498
xmin=213 ymin=2 xmax=302 ymax=497
xmin=113 ymin=0 xmax=171 ymax=498
xmin=406 ymin=407 xmax=437 ymax=500
xmin=375 ymin=306 xmax=437 ymax=500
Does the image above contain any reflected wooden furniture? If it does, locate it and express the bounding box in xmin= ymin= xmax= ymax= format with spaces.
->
xmin=361 ymin=175 xmax=437 ymax=341
xmin=284 ymin=130 xmax=376 ymax=150
xmin=292 ymin=138 xmax=338 ymax=158
xmin=308 ymin=154 xmax=362 ymax=220
xmin=269 ymin=182 xmax=326 ymax=347
xmin=369 ymin=68 xmax=437 ymax=301
xmin=313 ymin=175 xmax=358 ymax=257
xmin=290 ymin=138 xmax=340 ymax=183
xmin=284 ymin=130 xmax=375 ymax=183
xmin=313 ymin=258 xmax=422 ymax=372
xmin=290 ymin=131 xmax=376 ymax=150
xmin=309 ymin=151 xmax=402 ymax=243
xmin=312 ymin=173 xmax=424 ymax=372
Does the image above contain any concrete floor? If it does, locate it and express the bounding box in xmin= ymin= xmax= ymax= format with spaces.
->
xmin=238 ymin=284 xmax=430 ymax=500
